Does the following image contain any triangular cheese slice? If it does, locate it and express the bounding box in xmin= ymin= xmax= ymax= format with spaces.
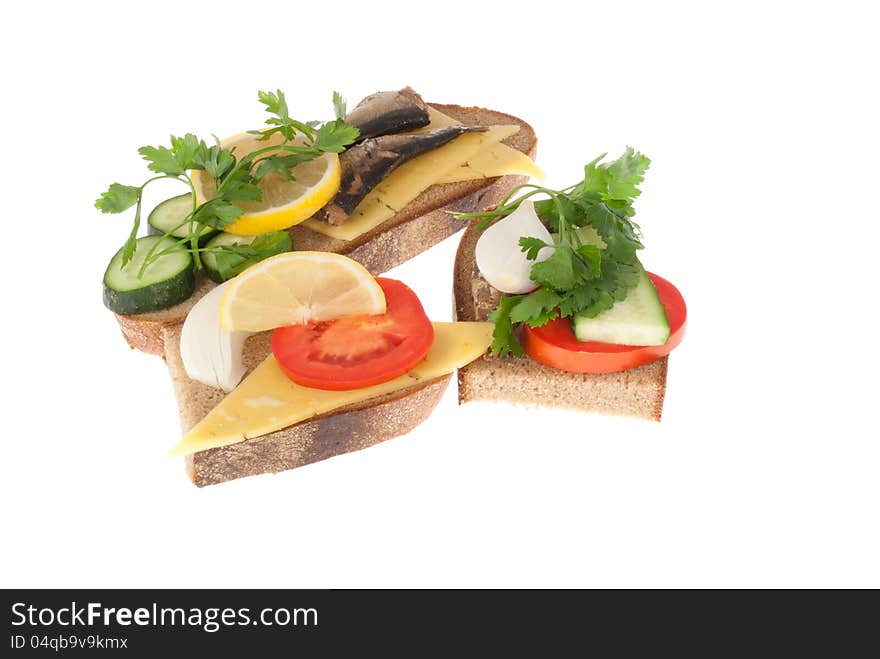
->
xmin=170 ymin=322 xmax=493 ymax=456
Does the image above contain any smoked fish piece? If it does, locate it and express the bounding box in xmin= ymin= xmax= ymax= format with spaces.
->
xmin=346 ymin=87 xmax=431 ymax=144
xmin=324 ymin=125 xmax=487 ymax=225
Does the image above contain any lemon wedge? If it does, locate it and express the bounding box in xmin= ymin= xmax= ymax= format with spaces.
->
xmin=191 ymin=132 xmax=340 ymax=236
xmin=219 ymin=252 xmax=386 ymax=332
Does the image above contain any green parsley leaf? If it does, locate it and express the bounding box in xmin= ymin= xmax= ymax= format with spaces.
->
xmin=533 ymin=195 xmax=585 ymax=233
xmin=138 ymin=145 xmax=182 ymax=175
xmin=193 ymin=144 xmax=235 ymax=180
xmin=556 ymin=284 xmax=593 ymax=318
xmin=576 ymin=244 xmax=602 ymax=278
xmin=574 ymin=147 xmax=650 ymax=216
xmin=530 ymin=244 xmax=579 ymax=291
xmin=95 ymin=183 xmax=140 ymax=213
xmin=169 ymin=133 xmax=204 ymax=171
xmin=220 ymin=182 xmax=262 ymax=202
xmin=253 ymin=152 xmax=319 ymax=181
xmin=519 ymin=236 xmax=551 ymax=260
xmin=258 ymin=89 xmax=291 ymax=139
xmin=258 ymin=89 xmax=317 ymax=142
xmin=332 ymin=91 xmax=347 ymax=121
xmin=207 ymin=202 xmax=244 ymax=228
xmin=605 ymin=147 xmax=651 ymax=201
xmin=210 ymin=231 xmax=293 ymax=281
xmin=249 ymin=230 xmax=292 ymax=253
xmin=120 ymin=199 xmax=146 ymax=267
xmin=488 ymin=295 xmax=525 ymax=357
xmin=137 ymin=133 xmax=208 ymax=175
xmin=314 ymin=120 xmax=360 ymax=153
xmin=585 ymin=203 xmax=642 ymax=261
xmin=258 ymin=90 xmax=291 ymax=125
xmin=211 ymin=250 xmax=243 ymax=283
xmin=508 ymin=288 xmax=561 ymax=327
xmin=121 ymin=233 xmax=139 ymax=268
xmin=579 ymin=152 xmax=609 ymax=196
xmin=193 ymin=200 xmax=243 ymax=229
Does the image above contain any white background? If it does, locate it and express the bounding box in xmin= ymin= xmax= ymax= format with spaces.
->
xmin=2 ymin=0 xmax=878 ymax=588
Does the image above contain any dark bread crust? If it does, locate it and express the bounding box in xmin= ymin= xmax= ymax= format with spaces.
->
xmin=453 ymin=220 xmax=668 ymax=421
xmin=116 ymin=274 xmax=214 ymax=356
xmin=185 ymin=377 xmax=450 ymax=487
xmin=115 ymin=103 xmax=537 ymax=357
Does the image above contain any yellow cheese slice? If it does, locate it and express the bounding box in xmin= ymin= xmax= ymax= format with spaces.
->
xmin=169 ymin=321 xmax=494 ymax=457
xmin=411 ymin=106 xmax=462 ymax=132
xmin=423 ymin=107 xmax=542 ymax=182
xmin=301 ymin=108 xmax=522 ymax=242
xmin=435 ymin=144 xmax=544 ymax=184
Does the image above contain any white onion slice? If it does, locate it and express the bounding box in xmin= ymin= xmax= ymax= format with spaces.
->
xmin=475 ymin=200 xmax=554 ymax=294
xmin=180 ymin=281 xmax=251 ymax=392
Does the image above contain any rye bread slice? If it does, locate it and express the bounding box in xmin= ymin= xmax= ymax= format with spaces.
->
xmin=453 ymin=221 xmax=668 ymax=421
xmin=161 ymin=323 xmax=450 ymax=487
xmin=116 ymin=103 xmax=537 ymax=356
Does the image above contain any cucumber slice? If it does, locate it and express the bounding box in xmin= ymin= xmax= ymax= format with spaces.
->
xmin=103 ymin=235 xmax=195 ymax=314
xmin=147 ymin=193 xmax=215 ymax=242
xmin=573 ymin=268 xmax=670 ymax=346
xmin=201 ymin=231 xmax=292 ymax=283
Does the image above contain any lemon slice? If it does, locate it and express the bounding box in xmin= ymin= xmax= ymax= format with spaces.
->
xmin=191 ymin=132 xmax=341 ymax=236
xmin=219 ymin=252 xmax=386 ymax=332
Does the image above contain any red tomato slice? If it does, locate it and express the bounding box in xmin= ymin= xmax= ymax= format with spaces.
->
xmin=271 ymin=278 xmax=434 ymax=391
xmin=522 ymin=273 xmax=686 ymax=374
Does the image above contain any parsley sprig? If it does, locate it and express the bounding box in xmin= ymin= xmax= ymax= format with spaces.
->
xmin=206 ymin=231 xmax=293 ymax=282
xmin=456 ymin=147 xmax=651 ymax=356
xmin=94 ymin=90 xmax=359 ymax=279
